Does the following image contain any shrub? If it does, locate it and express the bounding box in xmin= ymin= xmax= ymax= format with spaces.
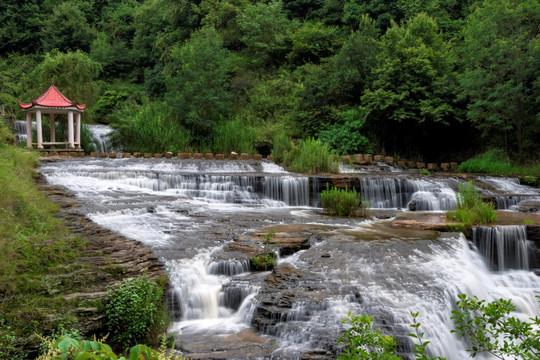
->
xmin=318 ymin=108 xmax=372 ymax=155
xmin=250 ymin=253 xmax=276 ymax=271
xmin=105 ymin=277 xmax=166 ymax=347
xmin=270 ymin=133 xmax=294 ymax=164
xmin=111 ymin=103 xmax=192 ymax=153
xmin=447 ymin=181 xmax=497 ymax=227
xmin=36 ymin=335 xmax=183 ymax=360
xmin=286 ymin=138 xmax=338 ymax=174
xmin=457 ymin=149 xmax=540 ymax=176
xmin=420 ymin=168 xmax=430 ymax=176
xmin=321 ymin=185 xmax=362 ymax=217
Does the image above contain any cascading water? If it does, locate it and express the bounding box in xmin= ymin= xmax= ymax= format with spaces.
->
xmin=87 ymin=124 xmax=114 ymax=153
xmin=472 ymin=225 xmax=534 ymax=271
xmin=360 ymin=177 xmax=458 ymax=210
xmin=38 ymin=158 xmax=540 ymax=359
xmin=13 ymin=120 xmax=31 ymax=144
xmin=478 ymin=176 xmax=540 ymax=210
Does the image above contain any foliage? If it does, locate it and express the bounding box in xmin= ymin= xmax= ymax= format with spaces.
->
xmin=457 ymin=149 xmax=540 ymax=177
xmin=250 ymin=253 xmax=276 ymax=272
xmin=458 ymin=0 xmax=540 ymax=158
xmin=338 ymin=313 xmax=402 ymax=360
xmin=319 ymin=108 xmax=372 ymax=155
xmin=40 ymin=0 xmax=96 ymax=53
xmin=165 ymin=27 xmax=232 ymax=144
xmin=339 ymin=295 xmax=540 ymax=360
xmin=36 ymin=334 xmax=183 ymax=360
xmin=321 ymin=185 xmax=362 ymax=217
xmin=286 ymin=138 xmax=338 ymax=174
xmin=237 ymin=1 xmax=292 ymax=70
xmin=212 ymin=116 xmax=256 ymax=155
xmin=111 ymin=103 xmax=192 ymax=154
xmin=420 ymin=168 xmax=430 ymax=176
xmin=270 ymin=133 xmax=294 ymax=165
xmin=447 ymin=181 xmax=497 ymax=227
xmin=105 ymin=277 xmax=165 ymax=347
xmin=29 ymin=50 xmax=102 ymax=121
xmin=362 ymin=13 xmax=456 ymax=154
xmin=451 ymin=294 xmax=540 ymax=360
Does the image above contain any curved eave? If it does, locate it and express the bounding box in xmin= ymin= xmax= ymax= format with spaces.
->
xmin=17 ymin=104 xmax=85 ymax=113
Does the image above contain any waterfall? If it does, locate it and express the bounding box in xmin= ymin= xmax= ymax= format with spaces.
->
xmin=360 ymin=177 xmax=457 ymax=210
xmin=13 ymin=120 xmax=31 ymax=144
xmin=472 ymin=225 xmax=533 ymax=271
xmin=87 ymin=124 xmax=114 ymax=153
xmin=38 ymin=159 xmax=540 ymax=359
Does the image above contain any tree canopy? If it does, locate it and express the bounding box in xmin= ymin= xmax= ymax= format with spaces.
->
xmin=1 ymin=0 xmax=538 ymax=161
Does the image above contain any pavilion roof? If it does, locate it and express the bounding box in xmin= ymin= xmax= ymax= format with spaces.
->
xmin=18 ymin=82 xmax=86 ymax=110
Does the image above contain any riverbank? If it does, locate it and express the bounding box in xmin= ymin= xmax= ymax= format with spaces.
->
xmin=0 ymin=146 xmax=165 ymax=358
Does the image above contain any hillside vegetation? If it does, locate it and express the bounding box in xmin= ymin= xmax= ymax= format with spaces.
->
xmin=0 ymin=0 xmax=538 ymax=163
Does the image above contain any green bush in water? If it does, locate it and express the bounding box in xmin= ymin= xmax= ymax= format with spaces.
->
xmin=447 ymin=181 xmax=497 ymax=227
xmin=321 ymin=184 xmax=363 ymax=217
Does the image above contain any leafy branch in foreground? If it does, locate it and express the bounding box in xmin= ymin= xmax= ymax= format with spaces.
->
xmin=339 ymin=295 xmax=540 ymax=360
xmin=451 ymin=294 xmax=540 ymax=360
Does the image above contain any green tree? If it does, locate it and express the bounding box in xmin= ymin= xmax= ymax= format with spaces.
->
xmin=0 ymin=0 xmax=45 ymax=54
xmin=319 ymin=107 xmax=372 ymax=155
xmin=287 ymin=21 xmax=343 ymax=65
xmin=165 ymin=27 xmax=231 ymax=144
xmin=458 ymin=0 xmax=540 ymax=158
xmin=362 ymin=13 xmax=456 ymax=154
xmin=41 ymin=1 xmax=96 ymax=53
xmin=32 ymin=50 xmax=102 ymax=117
xmin=237 ymin=1 xmax=293 ymax=70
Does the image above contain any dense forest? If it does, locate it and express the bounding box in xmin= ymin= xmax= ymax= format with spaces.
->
xmin=1 ymin=0 xmax=539 ymax=162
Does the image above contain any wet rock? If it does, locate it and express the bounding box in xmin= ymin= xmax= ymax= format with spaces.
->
xmin=519 ymin=200 xmax=540 ymax=213
xmin=408 ymin=200 xmax=416 ymax=211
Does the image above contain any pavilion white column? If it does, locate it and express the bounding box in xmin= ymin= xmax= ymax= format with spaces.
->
xmin=26 ymin=112 xmax=32 ymax=148
xmin=49 ymin=113 xmax=55 ymax=144
xmin=75 ymin=112 xmax=81 ymax=149
xmin=68 ymin=111 xmax=74 ymax=148
xmin=36 ymin=110 xmax=43 ymax=149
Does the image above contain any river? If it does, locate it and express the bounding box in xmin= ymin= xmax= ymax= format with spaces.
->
xmin=38 ymin=157 xmax=540 ymax=359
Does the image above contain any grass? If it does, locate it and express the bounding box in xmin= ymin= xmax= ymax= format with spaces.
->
xmin=212 ymin=116 xmax=256 ymax=155
xmin=447 ymin=181 xmax=497 ymax=227
xmin=458 ymin=149 xmax=540 ymax=176
xmin=285 ymin=138 xmax=339 ymax=174
xmin=321 ymin=184 xmax=366 ymax=217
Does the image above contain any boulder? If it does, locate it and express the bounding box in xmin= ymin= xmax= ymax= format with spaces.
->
xmin=397 ymin=160 xmax=406 ymax=168
xmin=108 ymin=152 xmax=116 ymax=158
xmin=427 ymin=163 xmax=437 ymax=170
xmin=90 ymin=152 xmax=97 ymax=157
xmin=450 ymin=162 xmax=458 ymax=170
xmin=143 ymin=153 xmax=152 ymax=158
xmin=154 ymin=153 xmax=163 ymax=158
xmin=266 ymin=155 xmax=274 ymax=161
xmin=374 ymin=155 xmax=384 ymax=162
xmin=240 ymin=153 xmax=250 ymax=160
xmin=253 ymin=154 xmax=263 ymax=161
xmin=342 ymin=155 xmax=351 ymax=163
xmin=165 ymin=152 xmax=173 ymax=158
xmin=122 ymin=153 xmax=131 ymax=158
xmin=204 ymin=153 xmax=213 ymax=159
xmin=193 ymin=153 xmax=203 ymax=159
xmin=384 ymin=156 xmax=394 ymax=165
xmin=406 ymin=160 xmax=416 ymax=168
xmin=354 ymin=154 xmax=363 ymax=163
xmin=417 ymin=162 xmax=426 ymax=169
xmin=440 ymin=163 xmax=449 ymax=171
xmin=99 ymin=152 xmax=107 ymax=158
xmin=230 ymin=152 xmax=238 ymax=160
xmin=215 ymin=154 xmax=225 ymax=160
xmin=133 ymin=152 xmax=142 ymax=158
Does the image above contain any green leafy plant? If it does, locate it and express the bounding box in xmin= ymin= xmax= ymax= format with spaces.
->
xmin=321 ymin=184 xmax=362 ymax=217
xmin=451 ymin=294 xmax=540 ymax=360
xmin=105 ymin=277 xmax=166 ymax=347
xmin=286 ymin=138 xmax=338 ymax=174
xmin=420 ymin=168 xmax=430 ymax=176
xmin=447 ymin=181 xmax=497 ymax=227
xmin=213 ymin=116 xmax=256 ymax=155
xmin=36 ymin=334 xmax=183 ymax=360
xmin=338 ymin=313 xmax=401 ymax=360
xmin=251 ymin=229 xmax=278 ymax=271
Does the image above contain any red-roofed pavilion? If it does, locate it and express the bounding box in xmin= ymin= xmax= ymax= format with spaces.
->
xmin=18 ymin=81 xmax=85 ymax=150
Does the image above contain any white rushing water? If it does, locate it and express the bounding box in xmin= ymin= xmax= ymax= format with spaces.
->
xmin=39 ymin=159 xmax=539 ymax=359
